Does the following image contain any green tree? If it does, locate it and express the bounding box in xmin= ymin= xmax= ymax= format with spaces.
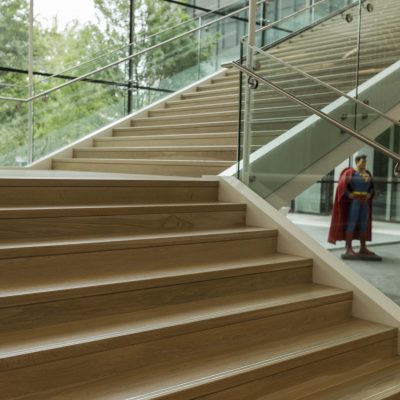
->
xmin=0 ymin=0 xmax=30 ymax=165
xmin=0 ymin=0 xmax=218 ymax=164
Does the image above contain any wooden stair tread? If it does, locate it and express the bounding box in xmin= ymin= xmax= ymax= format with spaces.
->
xmin=19 ymin=319 xmax=396 ymax=400
xmin=0 ymin=202 xmax=245 ymax=219
xmin=0 ymin=283 xmax=351 ymax=367
xmin=0 ymin=253 xmax=310 ymax=302
xmin=0 ymin=226 xmax=274 ymax=259
xmin=133 ymin=110 xmax=237 ymax=121
xmin=114 ymin=121 xmax=236 ymax=131
xmin=54 ymin=158 xmax=233 ymax=166
xmin=298 ymin=361 xmax=400 ymax=400
xmin=77 ymin=145 xmax=238 ymax=151
xmin=100 ymin=133 xmax=237 ymax=141
xmin=0 ymin=178 xmax=218 ymax=187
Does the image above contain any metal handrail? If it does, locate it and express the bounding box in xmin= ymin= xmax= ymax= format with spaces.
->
xmin=0 ymin=0 xmax=249 ymax=92
xmin=0 ymin=1 xmax=266 ymax=103
xmin=249 ymin=44 xmax=400 ymax=127
xmin=231 ymin=61 xmax=400 ymax=175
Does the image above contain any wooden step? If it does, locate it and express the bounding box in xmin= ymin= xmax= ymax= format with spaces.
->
xmin=94 ymin=133 xmax=238 ymax=147
xmin=196 ymin=81 xmax=236 ymax=92
xmin=0 ymin=178 xmax=219 ymax=206
xmin=113 ymin=121 xmax=237 ymax=136
xmin=4 ymin=319 xmax=395 ymax=400
xmin=131 ymin=110 xmax=238 ymax=126
xmin=149 ymin=102 xmax=237 ymax=117
xmin=0 ymin=202 xmax=246 ymax=242
xmin=52 ymin=158 xmax=233 ymax=176
xmin=196 ymin=340 xmax=400 ymax=400
xmin=0 ymin=224 xmax=273 ymax=260
xmin=0 ymin=252 xmax=308 ymax=310
xmin=297 ymin=362 xmax=400 ymax=400
xmin=0 ymin=228 xmax=281 ymax=311
xmin=74 ymin=146 xmax=237 ymax=162
xmin=3 ymin=249 xmax=311 ymax=338
xmin=165 ymin=93 xmax=238 ymax=108
xmin=0 ymin=283 xmax=347 ymax=371
xmin=182 ymin=87 xmax=239 ymax=99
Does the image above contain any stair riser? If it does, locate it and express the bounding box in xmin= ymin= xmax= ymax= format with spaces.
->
xmin=114 ymin=123 xmax=238 ymax=136
xmin=0 ymin=184 xmax=218 ymax=207
xmin=74 ymin=148 xmax=236 ymax=161
xmin=94 ymin=135 xmax=237 ymax=147
xmin=166 ymin=94 xmax=238 ymax=108
xmin=196 ymin=83 xmax=236 ymax=92
xmin=182 ymin=89 xmax=239 ymax=99
xmin=1 ymin=266 xmax=310 ymax=336
xmin=0 ymin=293 xmax=351 ymax=373
xmin=211 ymin=76 xmax=239 ymax=85
xmin=53 ymin=160 xmax=231 ymax=177
xmin=130 ymin=113 xmax=237 ymax=126
xmin=0 ymin=301 xmax=353 ymax=397
xmin=0 ymin=210 xmax=245 ymax=243
xmin=74 ymin=149 xmax=236 ymax=162
xmin=195 ymin=338 xmax=399 ymax=400
xmin=149 ymin=104 xmax=238 ymax=117
xmin=0 ymin=234 xmax=278 ymax=302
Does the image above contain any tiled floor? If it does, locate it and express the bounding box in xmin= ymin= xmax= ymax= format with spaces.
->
xmin=288 ymin=212 xmax=400 ymax=306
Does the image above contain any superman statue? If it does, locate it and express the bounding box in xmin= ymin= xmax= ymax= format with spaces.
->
xmin=328 ymin=155 xmax=382 ymax=261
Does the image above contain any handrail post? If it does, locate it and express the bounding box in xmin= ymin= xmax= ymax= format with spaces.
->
xmin=242 ymin=0 xmax=257 ymax=185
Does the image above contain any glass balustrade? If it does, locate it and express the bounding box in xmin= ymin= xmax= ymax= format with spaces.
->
xmin=288 ymin=146 xmax=400 ymax=306
xmin=255 ymin=0 xmax=359 ymax=48
xmin=0 ymin=3 xmax=252 ymax=166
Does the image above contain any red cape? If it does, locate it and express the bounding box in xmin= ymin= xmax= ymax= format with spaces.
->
xmin=328 ymin=167 xmax=373 ymax=244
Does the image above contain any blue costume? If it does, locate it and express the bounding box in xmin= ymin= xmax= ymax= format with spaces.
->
xmin=346 ymin=171 xmax=373 ymax=233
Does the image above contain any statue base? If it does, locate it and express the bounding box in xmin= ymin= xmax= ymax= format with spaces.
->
xmin=341 ymin=253 xmax=382 ymax=261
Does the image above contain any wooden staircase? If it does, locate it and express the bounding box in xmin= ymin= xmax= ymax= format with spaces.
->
xmin=49 ymin=0 xmax=400 ymax=177
xmin=0 ymin=176 xmax=399 ymax=399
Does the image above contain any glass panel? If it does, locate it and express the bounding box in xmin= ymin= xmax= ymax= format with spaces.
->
xmin=258 ymin=0 xmax=359 ymax=47
xmin=236 ymin=50 xmax=400 ymax=205
xmin=28 ymin=6 xmax=250 ymax=163
xmin=0 ymin=101 xmax=29 ymax=166
xmin=288 ymin=148 xmax=400 ymax=305
xmin=357 ymin=0 xmax=400 ymax=114
xmin=32 ymin=76 xmax=128 ymax=161
xmin=2 ymin=0 xmax=249 ymax=101
xmin=0 ymin=0 xmax=29 ymax=164
xmin=0 ymin=2 xmax=251 ymax=166
xmin=0 ymin=0 xmax=29 ymax=99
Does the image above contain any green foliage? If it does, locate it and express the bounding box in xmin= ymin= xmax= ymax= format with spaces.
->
xmin=0 ymin=0 xmax=219 ymax=165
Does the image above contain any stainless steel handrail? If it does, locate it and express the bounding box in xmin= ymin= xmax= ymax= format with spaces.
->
xmin=0 ymin=1 xmax=266 ymax=103
xmin=231 ymin=61 xmax=400 ymax=174
xmin=249 ymin=44 xmax=400 ymax=127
